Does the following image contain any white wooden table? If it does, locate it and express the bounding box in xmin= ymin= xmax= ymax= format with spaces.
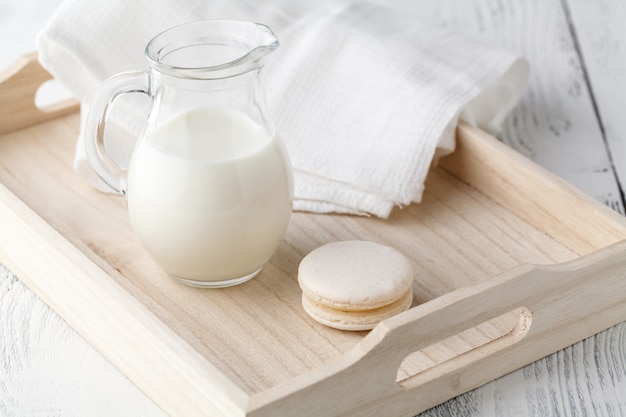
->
xmin=1 ymin=0 xmax=625 ymax=415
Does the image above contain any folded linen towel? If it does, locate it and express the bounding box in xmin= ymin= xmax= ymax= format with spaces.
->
xmin=38 ymin=0 xmax=528 ymax=217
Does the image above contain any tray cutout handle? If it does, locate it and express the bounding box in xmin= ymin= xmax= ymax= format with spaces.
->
xmin=0 ymin=52 xmax=79 ymax=135
xmin=396 ymin=306 xmax=532 ymax=389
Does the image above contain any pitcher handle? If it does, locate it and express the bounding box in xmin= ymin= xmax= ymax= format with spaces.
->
xmin=84 ymin=71 xmax=150 ymax=194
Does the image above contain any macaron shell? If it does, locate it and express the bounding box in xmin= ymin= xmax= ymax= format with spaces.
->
xmin=298 ymin=240 xmax=414 ymax=311
xmin=301 ymin=288 xmax=413 ymax=331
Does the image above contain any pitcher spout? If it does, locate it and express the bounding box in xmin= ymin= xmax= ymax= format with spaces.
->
xmin=145 ymin=20 xmax=279 ymax=80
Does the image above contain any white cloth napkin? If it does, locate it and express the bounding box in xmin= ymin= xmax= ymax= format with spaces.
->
xmin=37 ymin=0 xmax=528 ymax=217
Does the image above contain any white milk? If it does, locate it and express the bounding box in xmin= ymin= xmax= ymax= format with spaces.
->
xmin=126 ymin=107 xmax=292 ymax=284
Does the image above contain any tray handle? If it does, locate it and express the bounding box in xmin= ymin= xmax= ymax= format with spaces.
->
xmin=250 ymin=240 xmax=626 ymax=416
xmin=0 ymin=52 xmax=79 ymax=135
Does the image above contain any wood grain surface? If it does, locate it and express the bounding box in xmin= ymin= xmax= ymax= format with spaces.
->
xmin=1 ymin=0 xmax=626 ymax=416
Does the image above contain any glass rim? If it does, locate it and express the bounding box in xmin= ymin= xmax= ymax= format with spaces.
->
xmin=145 ymin=19 xmax=279 ymax=80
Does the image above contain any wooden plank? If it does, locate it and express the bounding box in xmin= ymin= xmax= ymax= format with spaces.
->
xmin=564 ymin=0 xmax=626 ymax=209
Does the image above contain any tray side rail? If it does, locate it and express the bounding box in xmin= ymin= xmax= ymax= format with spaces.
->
xmin=441 ymin=123 xmax=626 ymax=256
xmin=248 ymin=239 xmax=626 ymax=417
xmin=0 ymin=52 xmax=79 ymax=135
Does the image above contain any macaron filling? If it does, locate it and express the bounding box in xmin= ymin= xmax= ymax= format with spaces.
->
xmin=301 ymin=288 xmax=413 ymax=331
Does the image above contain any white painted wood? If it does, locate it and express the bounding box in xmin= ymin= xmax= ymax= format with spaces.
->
xmin=0 ymin=264 xmax=168 ymax=417
xmin=565 ymin=0 xmax=626 ymax=208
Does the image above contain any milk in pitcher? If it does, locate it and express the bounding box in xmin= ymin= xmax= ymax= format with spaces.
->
xmin=126 ymin=107 xmax=292 ymax=284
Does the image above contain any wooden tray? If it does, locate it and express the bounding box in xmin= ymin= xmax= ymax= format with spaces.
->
xmin=2 ymin=53 xmax=626 ymax=417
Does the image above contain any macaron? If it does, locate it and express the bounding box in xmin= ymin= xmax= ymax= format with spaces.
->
xmin=297 ymin=240 xmax=414 ymax=331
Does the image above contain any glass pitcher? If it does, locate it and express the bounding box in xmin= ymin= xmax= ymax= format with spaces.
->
xmin=84 ymin=20 xmax=293 ymax=288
